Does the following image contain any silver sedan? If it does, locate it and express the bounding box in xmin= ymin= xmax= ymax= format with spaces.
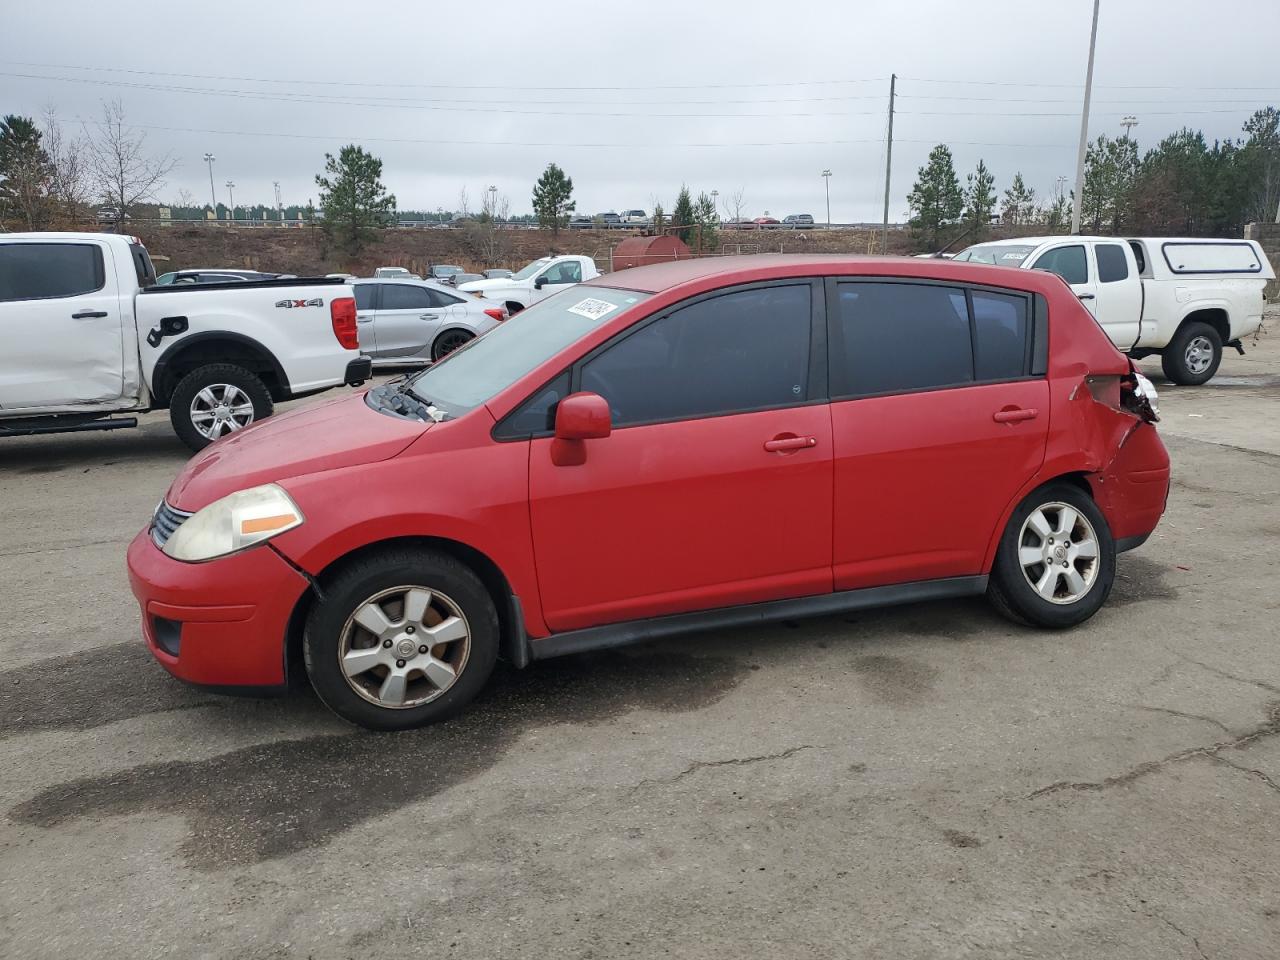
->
xmin=351 ymin=278 xmax=507 ymax=366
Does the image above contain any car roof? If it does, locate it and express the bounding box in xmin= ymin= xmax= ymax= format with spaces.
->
xmin=588 ymin=253 xmax=1045 ymax=294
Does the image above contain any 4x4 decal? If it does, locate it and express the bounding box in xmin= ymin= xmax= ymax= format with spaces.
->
xmin=275 ymin=297 xmax=324 ymax=309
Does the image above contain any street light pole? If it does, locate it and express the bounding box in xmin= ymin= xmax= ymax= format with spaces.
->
xmin=225 ymin=181 xmax=236 ymax=221
xmin=822 ymin=169 xmax=832 ymax=229
xmin=203 ymin=153 xmax=216 ymax=215
xmin=273 ymin=181 xmax=282 ymax=222
xmin=711 ymin=189 xmax=719 ymax=222
xmin=1070 ymin=0 xmax=1101 ymax=235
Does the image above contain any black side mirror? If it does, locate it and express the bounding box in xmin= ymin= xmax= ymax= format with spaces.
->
xmin=534 ymin=276 xmax=547 ymax=289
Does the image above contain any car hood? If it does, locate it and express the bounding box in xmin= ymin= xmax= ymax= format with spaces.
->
xmin=457 ymin=278 xmax=521 ymax=295
xmin=166 ymin=392 xmax=428 ymax=511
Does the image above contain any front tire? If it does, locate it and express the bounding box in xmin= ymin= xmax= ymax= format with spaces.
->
xmin=304 ymin=548 xmax=498 ymax=731
xmin=1161 ymin=321 xmax=1221 ymax=385
xmin=988 ymin=483 xmax=1116 ymax=628
xmin=169 ymin=362 xmax=273 ymax=452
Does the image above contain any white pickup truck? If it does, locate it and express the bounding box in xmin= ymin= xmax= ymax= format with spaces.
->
xmin=456 ymin=254 xmax=599 ymax=314
xmin=954 ymin=236 xmax=1275 ymax=384
xmin=0 ymin=232 xmax=371 ymax=449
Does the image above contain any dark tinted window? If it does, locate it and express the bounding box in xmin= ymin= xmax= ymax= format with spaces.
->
xmin=1129 ymin=241 xmax=1147 ymax=273
xmin=381 ymin=284 xmax=435 ymax=309
xmin=1032 ymin=245 xmax=1088 ymax=285
xmin=0 ymin=243 xmax=105 ymax=301
xmin=971 ymin=291 xmax=1029 ymax=381
xmin=580 ymin=284 xmax=811 ymax=427
xmin=1095 ymin=243 xmax=1129 ymax=283
xmin=494 ymin=372 xmax=571 ymax=439
xmin=833 ymin=282 xmax=971 ymax=395
xmin=130 ymin=243 xmax=155 ymax=286
xmin=427 ymin=288 xmax=463 ymax=308
xmin=353 ymin=284 xmax=377 ymax=310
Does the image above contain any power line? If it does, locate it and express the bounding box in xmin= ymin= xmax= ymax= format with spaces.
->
xmin=900 ymin=75 xmax=1280 ymax=91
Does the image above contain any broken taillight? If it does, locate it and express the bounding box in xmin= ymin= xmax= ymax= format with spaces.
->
xmin=1121 ymin=370 xmax=1160 ymax=423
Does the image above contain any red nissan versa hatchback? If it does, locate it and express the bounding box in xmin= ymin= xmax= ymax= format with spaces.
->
xmin=128 ymin=256 xmax=1169 ymax=730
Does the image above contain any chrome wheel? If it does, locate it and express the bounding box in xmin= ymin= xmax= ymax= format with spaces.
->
xmin=1184 ymin=335 xmax=1214 ymax=375
xmin=338 ymin=585 xmax=471 ymax=709
xmin=189 ymin=383 xmax=254 ymax=439
xmin=1018 ymin=502 xmax=1100 ymax=605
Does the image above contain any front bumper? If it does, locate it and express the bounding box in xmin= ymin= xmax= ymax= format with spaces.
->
xmin=345 ymin=356 xmax=373 ymax=386
xmin=127 ymin=530 xmax=310 ymax=688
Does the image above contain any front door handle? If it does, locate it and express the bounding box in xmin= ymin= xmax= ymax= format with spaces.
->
xmin=993 ymin=407 xmax=1039 ymax=423
xmin=1077 ymin=293 xmax=1095 ymax=301
xmin=763 ymin=434 xmax=818 ymax=453
xmin=72 ymin=310 xmax=109 ymax=319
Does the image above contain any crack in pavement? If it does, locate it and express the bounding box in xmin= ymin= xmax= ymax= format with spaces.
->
xmin=1025 ymin=701 xmax=1280 ymax=801
xmin=1179 ymin=656 xmax=1280 ymax=696
xmin=1115 ymin=703 xmax=1233 ymax=736
xmin=631 ymin=744 xmax=818 ymax=793
xmin=1153 ymin=913 xmax=1210 ymax=960
xmin=1208 ymin=753 xmax=1280 ymax=795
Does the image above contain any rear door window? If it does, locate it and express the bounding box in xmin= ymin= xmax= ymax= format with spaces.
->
xmin=579 ymin=283 xmax=812 ymax=426
xmin=0 ymin=243 xmax=106 ymax=301
xmin=831 ymin=282 xmax=972 ymax=396
xmin=1031 ymin=245 xmax=1088 ymax=285
xmin=426 ymin=289 xmax=464 ymax=308
xmin=353 ymin=284 xmax=377 ymax=310
xmin=970 ymin=290 xmax=1029 ymax=381
xmin=1095 ymin=243 xmax=1130 ymax=283
xmin=381 ymin=284 xmax=435 ymax=310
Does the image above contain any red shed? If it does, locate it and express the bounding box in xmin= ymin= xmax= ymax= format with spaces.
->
xmin=611 ymin=235 xmax=692 ymax=271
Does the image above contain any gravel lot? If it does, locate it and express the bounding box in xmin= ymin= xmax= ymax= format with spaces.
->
xmin=2 ymin=327 xmax=1278 ymax=959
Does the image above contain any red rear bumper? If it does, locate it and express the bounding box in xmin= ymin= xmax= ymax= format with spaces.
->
xmin=1091 ymin=422 xmax=1171 ymax=544
xmin=126 ymin=530 xmax=310 ymax=688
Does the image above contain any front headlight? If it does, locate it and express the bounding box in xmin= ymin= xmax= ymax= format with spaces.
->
xmin=162 ymin=484 xmax=304 ymax=562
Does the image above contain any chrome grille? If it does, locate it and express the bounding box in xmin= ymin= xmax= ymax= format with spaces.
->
xmin=152 ymin=501 xmax=193 ymax=548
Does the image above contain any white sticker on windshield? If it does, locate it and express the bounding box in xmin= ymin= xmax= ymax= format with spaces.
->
xmin=567 ymin=298 xmax=619 ymax=321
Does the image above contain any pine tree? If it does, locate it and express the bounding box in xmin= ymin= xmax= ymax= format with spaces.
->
xmin=1001 ymin=172 xmax=1037 ymax=227
xmin=314 ymin=144 xmax=396 ymax=253
xmin=0 ymin=114 xmax=53 ymax=229
xmin=671 ymin=186 xmax=695 ymax=245
xmin=962 ymin=159 xmax=997 ymax=238
xmin=906 ymin=145 xmax=963 ymax=250
xmin=693 ymin=191 xmax=719 ymax=251
xmin=532 ymin=162 xmax=575 ymax=239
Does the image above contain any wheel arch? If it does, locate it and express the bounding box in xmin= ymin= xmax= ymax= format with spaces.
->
xmin=151 ymin=332 xmax=291 ymax=407
xmin=981 ymin=468 xmax=1099 ymax=573
xmin=283 ymin=534 xmax=529 ymax=686
xmin=1175 ymin=306 xmax=1230 ymax=345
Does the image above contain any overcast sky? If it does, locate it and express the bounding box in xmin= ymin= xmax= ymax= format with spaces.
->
xmin=4 ymin=0 xmax=1279 ymax=222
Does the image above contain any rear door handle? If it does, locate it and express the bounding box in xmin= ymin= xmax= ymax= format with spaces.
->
xmin=763 ymin=435 xmax=818 ymax=452
xmin=1077 ymin=293 xmax=1095 ymax=301
xmin=993 ymin=407 xmax=1039 ymax=423
xmin=419 ymin=312 xmax=441 ymax=320
xmin=72 ymin=310 xmax=108 ymax=319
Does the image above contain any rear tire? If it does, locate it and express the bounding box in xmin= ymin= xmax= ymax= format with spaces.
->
xmin=1161 ymin=321 xmax=1221 ymax=386
xmin=988 ymin=483 xmax=1115 ymax=628
xmin=168 ymin=362 xmax=273 ymax=452
xmin=431 ymin=329 xmax=474 ymax=362
xmin=304 ymin=547 xmax=498 ymax=731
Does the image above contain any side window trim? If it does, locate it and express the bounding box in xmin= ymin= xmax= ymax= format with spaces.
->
xmin=825 ymin=276 xmax=1041 ymax=402
xmin=567 ymin=277 xmax=826 ymax=430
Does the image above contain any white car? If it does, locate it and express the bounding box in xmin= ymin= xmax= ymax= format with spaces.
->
xmin=954 ymin=236 xmax=1276 ymax=384
xmin=351 ymin=278 xmax=507 ymax=365
xmin=622 ymin=209 xmax=649 ymax=225
xmin=0 ymin=232 xmax=371 ymax=449
xmin=456 ymin=255 xmax=600 ymax=313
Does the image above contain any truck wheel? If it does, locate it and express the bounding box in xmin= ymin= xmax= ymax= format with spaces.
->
xmin=303 ymin=547 xmax=498 ymax=731
xmin=169 ymin=363 xmax=273 ymax=451
xmin=987 ymin=483 xmax=1116 ymax=629
xmin=1161 ymin=321 xmax=1221 ymax=386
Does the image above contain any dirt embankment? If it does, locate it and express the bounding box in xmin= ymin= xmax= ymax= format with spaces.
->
xmin=134 ymin=224 xmax=916 ymax=276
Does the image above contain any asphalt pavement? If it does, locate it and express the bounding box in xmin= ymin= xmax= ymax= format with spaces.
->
xmin=1 ymin=330 xmax=1278 ymax=959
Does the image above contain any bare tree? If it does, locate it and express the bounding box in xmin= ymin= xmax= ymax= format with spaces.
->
xmin=465 ymin=189 xmax=512 ymax=264
xmin=456 ymin=186 xmax=471 ymax=219
xmin=175 ymin=188 xmax=194 ymax=207
xmin=41 ymin=109 xmax=92 ymax=225
xmin=724 ymin=187 xmax=746 ymax=224
xmin=84 ymin=100 xmax=174 ymax=230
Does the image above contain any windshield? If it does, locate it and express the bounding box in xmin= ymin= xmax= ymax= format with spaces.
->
xmin=408 ymin=286 xmax=650 ymax=414
xmin=955 ymin=244 xmax=1038 ymax=267
xmin=512 ymin=258 xmax=552 ymax=281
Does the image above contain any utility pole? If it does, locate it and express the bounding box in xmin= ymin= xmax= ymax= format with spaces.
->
xmin=882 ymin=73 xmax=896 ymax=254
xmin=822 ymin=170 xmax=832 ymax=228
xmin=1070 ymin=0 xmax=1101 ymax=235
xmin=203 ymin=153 xmax=216 ymax=215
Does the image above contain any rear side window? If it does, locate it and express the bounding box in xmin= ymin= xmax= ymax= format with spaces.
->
xmin=381 ymin=284 xmax=435 ymax=309
xmin=427 ymin=289 xmax=463 ymax=308
xmin=129 ymin=243 xmax=156 ymax=286
xmin=580 ymin=284 xmax=811 ymax=427
xmin=1095 ymin=244 xmax=1129 ymax=283
xmin=1031 ymin=245 xmax=1088 ymax=285
xmin=832 ymin=282 xmax=971 ymax=395
xmin=0 ymin=243 xmax=106 ymax=301
xmin=353 ymin=285 xmax=377 ymax=310
xmin=971 ymin=291 xmax=1029 ymax=381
